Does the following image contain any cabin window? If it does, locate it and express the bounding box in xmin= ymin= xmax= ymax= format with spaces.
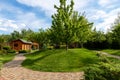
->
xmin=14 ymin=44 xmax=18 ymax=47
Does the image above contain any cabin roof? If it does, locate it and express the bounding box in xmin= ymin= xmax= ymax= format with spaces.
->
xmin=12 ymin=39 xmax=32 ymax=44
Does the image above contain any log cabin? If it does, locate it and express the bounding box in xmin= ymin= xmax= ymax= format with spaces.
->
xmin=10 ymin=39 xmax=39 ymax=51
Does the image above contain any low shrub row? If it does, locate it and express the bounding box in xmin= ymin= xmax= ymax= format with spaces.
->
xmin=19 ymin=50 xmax=28 ymax=53
xmin=3 ymin=46 xmax=16 ymax=54
xmin=84 ymin=56 xmax=120 ymax=80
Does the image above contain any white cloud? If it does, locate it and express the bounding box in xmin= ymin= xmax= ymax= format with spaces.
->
xmin=16 ymin=12 xmax=51 ymax=30
xmin=16 ymin=0 xmax=59 ymax=17
xmin=0 ymin=18 xmax=27 ymax=33
xmin=0 ymin=2 xmax=21 ymax=14
xmin=98 ymin=0 xmax=110 ymax=6
xmin=0 ymin=0 xmax=120 ymax=34
xmin=89 ymin=8 xmax=120 ymax=32
xmin=16 ymin=0 xmax=91 ymax=17
xmin=0 ymin=2 xmax=51 ymax=34
xmin=74 ymin=0 xmax=91 ymax=11
xmin=98 ymin=0 xmax=119 ymax=8
xmin=0 ymin=27 xmax=7 ymax=31
xmin=0 ymin=11 xmax=50 ymax=33
xmin=89 ymin=10 xmax=107 ymax=20
xmin=0 ymin=0 xmax=90 ymax=34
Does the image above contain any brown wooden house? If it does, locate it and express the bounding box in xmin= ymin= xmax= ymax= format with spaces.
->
xmin=32 ymin=42 xmax=39 ymax=50
xmin=10 ymin=39 xmax=39 ymax=51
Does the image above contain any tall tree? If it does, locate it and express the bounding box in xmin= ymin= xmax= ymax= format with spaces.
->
xmin=0 ymin=36 xmax=5 ymax=50
xmin=51 ymin=0 xmax=74 ymax=50
xmin=71 ymin=11 xmax=93 ymax=48
xmin=10 ymin=30 xmax=21 ymax=41
xmin=21 ymin=29 xmax=34 ymax=40
xmin=92 ymin=29 xmax=106 ymax=43
xmin=30 ymin=29 xmax=48 ymax=50
xmin=111 ymin=13 xmax=120 ymax=48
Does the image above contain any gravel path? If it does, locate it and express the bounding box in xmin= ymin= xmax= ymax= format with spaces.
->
xmin=97 ymin=51 xmax=120 ymax=60
xmin=0 ymin=54 xmax=84 ymax=80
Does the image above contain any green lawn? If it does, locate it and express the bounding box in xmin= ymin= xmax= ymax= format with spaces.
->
xmin=102 ymin=49 xmax=120 ymax=56
xmin=0 ymin=53 xmax=15 ymax=68
xmin=22 ymin=48 xmax=100 ymax=72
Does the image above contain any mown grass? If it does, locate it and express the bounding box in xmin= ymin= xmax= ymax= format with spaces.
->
xmin=0 ymin=53 xmax=15 ymax=68
xmin=22 ymin=48 xmax=100 ymax=72
xmin=102 ymin=49 xmax=120 ymax=56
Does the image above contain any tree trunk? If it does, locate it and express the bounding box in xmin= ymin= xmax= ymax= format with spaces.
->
xmin=66 ymin=42 xmax=68 ymax=50
xmin=39 ymin=43 xmax=41 ymax=50
xmin=80 ymin=43 xmax=84 ymax=48
xmin=0 ymin=44 xmax=3 ymax=50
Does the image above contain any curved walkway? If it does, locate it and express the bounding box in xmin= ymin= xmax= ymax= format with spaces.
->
xmin=1 ymin=54 xmax=84 ymax=80
xmin=96 ymin=51 xmax=120 ymax=60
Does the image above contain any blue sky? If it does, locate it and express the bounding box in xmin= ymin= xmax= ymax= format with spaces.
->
xmin=0 ymin=0 xmax=120 ymax=34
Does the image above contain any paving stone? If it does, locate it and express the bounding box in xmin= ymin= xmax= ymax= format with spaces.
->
xmin=1 ymin=54 xmax=84 ymax=80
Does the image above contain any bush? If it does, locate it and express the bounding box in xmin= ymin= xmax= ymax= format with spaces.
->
xmin=2 ymin=50 xmax=7 ymax=54
xmin=19 ymin=50 xmax=27 ymax=53
xmin=84 ymin=56 xmax=120 ymax=80
xmin=3 ymin=46 xmax=11 ymax=50
xmin=84 ymin=64 xmax=106 ymax=80
xmin=2 ymin=46 xmax=16 ymax=54
xmin=47 ymin=46 xmax=53 ymax=50
xmin=60 ymin=45 xmax=66 ymax=49
xmin=7 ymin=50 xmax=16 ymax=53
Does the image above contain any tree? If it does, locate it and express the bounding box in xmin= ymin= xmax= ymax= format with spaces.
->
xmin=51 ymin=0 xmax=74 ymax=50
xmin=105 ymin=32 xmax=113 ymax=49
xmin=92 ymin=29 xmax=106 ymax=43
xmin=0 ymin=36 xmax=4 ymax=50
xmin=30 ymin=29 xmax=48 ymax=50
xmin=71 ymin=11 xmax=93 ymax=48
xmin=21 ymin=29 xmax=34 ymax=41
xmin=10 ymin=30 xmax=21 ymax=41
xmin=111 ymin=13 xmax=120 ymax=49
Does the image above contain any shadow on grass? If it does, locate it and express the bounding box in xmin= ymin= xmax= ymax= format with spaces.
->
xmin=22 ymin=59 xmax=35 ymax=66
xmin=22 ymin=49 xmax=65 ymax=67
xmin=81 ymin=57 xmax=99 ymax=66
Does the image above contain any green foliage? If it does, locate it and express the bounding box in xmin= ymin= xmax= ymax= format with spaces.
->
xmin=3 ymin=46 xmax=11 ymax=50
xmin=85 ymin=29 xmax=108 ymax=49
xmin=51 ymin=0 xmax=74 ymax=50
xmin=103 ymin=17 xmax=120 ymax=49
xmin=92 ymin=30 xmax=106 ymax=42
xmin=51 ymin=0 xmax=93 ymax=49
xmin=9 ymin=29 xmax=34 ymax=41
xmin=0 ymin=36 xmax=5 ymax=50
xmin=19 ymin=50 xmax=27 ymax=53
xmin=2 ymin=46 xmax=16 ymax=54
xmin=7 ymin=50 xmax=16 ymax=53
xmin=72 ymin=11 xmax=93 ymax=47
xmin=30 ymin=29 xmax=48 ymax=50
xmin=85 ymin=56 xmax=120 ymax=80
xmin=22 ymin=49 xmax=100 ymax=72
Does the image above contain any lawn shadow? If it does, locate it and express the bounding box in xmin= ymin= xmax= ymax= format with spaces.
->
xmin=23 ymin=49 xmax=65 ymax=66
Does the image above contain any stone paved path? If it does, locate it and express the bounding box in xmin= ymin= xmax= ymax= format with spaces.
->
xmin=0 ymin=54 xmax=84 ymax=80
xmin=97 ymin=51 xmax=120 ymax=60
